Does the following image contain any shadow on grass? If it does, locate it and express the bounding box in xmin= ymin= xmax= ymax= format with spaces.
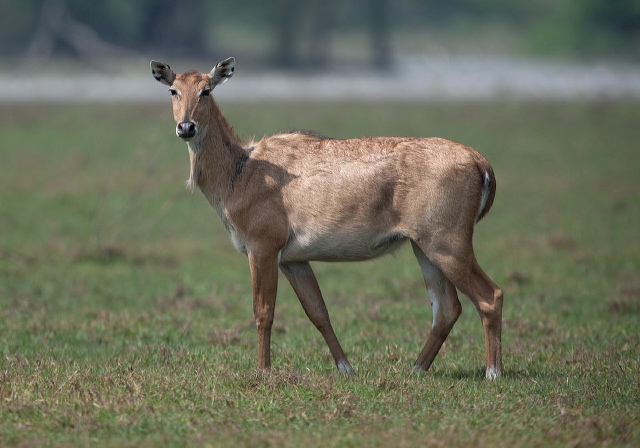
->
xmin=419 ymin=365 xmax=553 ymax=381
xmin=427 ymin=368 xmax=486 ymax=381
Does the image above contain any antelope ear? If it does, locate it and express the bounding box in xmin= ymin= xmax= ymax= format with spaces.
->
xmin=210 ymin=57 xmax=235 ymax=87
xmin=150 ymin=60 xmax=176 ymax=86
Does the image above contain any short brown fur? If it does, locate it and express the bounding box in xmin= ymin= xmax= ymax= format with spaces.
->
xmin=150 ymin=58 xmax=503 ymax=379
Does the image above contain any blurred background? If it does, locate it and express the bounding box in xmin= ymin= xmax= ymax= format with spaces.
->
xmin=2 ymin=0 xmax=640 ymax=101
xmin=1 ymin=5 xmax=639 ymax=445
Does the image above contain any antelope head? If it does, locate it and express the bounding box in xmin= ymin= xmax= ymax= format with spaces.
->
xmin=150 ymin=58 xmax=235 ymax=141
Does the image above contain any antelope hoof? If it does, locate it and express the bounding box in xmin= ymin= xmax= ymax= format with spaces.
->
xmin=412 ymin=362 xmax=428 ymax=372
xmin=337 ymin=360 xmax=356 ymax=375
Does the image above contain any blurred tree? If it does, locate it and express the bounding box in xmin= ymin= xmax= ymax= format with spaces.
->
xmin=308 ymin=0 xmax=335 ymax=68
xmin=2 ymin=0 xmax=640 ymax=63
xmin=0 ymin=0 xmax=40 ymax=54
xmin=26 ymin=0 xmax=136 ymax=61
xmin=523 ymin=0 xmax=640 ymax=59
xmin=582 ymin=0 xmax=640 ymax=57
xmin=22 ymin=0 xmax=212 ymax=61
xmin=268 ymin=0 xmax=392 ymax=69
xmin=134 ymin=0 xmax=211 ymax=56
xmin=270 ymin=0 xmax=304 ymax=67
xmin=369 ymin=0 xmax=392 ymax=69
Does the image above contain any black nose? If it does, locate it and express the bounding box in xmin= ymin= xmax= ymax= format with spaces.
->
xmin=176 ymin=121 xmax=196 ymax=139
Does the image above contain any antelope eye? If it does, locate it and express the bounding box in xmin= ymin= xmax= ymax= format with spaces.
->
xmin=169 ymin=88 xmax=178 ymax=96
xmin=200 ymin=88 xmax=211 ymax=97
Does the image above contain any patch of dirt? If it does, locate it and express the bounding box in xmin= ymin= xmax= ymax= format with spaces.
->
xmin=606 ymin=271 xmax=640 ymax=314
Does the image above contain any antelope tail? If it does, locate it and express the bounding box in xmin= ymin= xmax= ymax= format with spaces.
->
xmin=476 ymin=161 xmax=496 ymax=223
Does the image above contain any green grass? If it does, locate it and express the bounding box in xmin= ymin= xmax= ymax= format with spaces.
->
xmin=1 ymin=101 xmax=639 ymax=447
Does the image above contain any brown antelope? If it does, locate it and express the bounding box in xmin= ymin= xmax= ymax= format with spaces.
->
xmin=150 ymin=57 xmax=504 ymax=379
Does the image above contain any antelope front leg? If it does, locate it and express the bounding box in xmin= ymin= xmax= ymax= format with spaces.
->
xmin=248 ymin=251 xmax=280 ymax=371
xmin=280 ymin=261 xmax=355 ymax=375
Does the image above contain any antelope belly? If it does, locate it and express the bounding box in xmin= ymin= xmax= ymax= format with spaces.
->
xmin=280 ymin=229 xmax=408 ymax=262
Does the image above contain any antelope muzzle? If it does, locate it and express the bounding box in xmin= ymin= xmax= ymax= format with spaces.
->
xmin=176 ymin=121 xmax=196 ymax=140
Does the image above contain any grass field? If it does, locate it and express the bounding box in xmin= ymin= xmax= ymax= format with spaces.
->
xmin=1 ymin=100 xmax=639 ymax=447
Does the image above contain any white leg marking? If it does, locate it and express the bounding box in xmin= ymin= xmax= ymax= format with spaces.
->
xmin=428 ymin=290 xmax=440 ymax=329
xmin=486 ymin=365 xmax=501 ymax=380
